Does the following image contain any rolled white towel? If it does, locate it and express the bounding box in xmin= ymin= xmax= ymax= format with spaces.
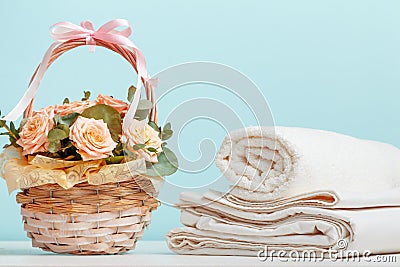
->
xmin=215 ymin=126 xmax=400 ymax=201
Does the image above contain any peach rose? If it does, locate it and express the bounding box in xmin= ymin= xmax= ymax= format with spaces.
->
xmin=96 ymin=94 xmax=129 ymax=115
xmin=16 ymin=112 xmax=55 ymax=155
xmin=56 ymin=100 xmax=96 ymax=116
xmin=69 ymin=116 xmax=116 ymax=161
xmin=122 ymin=119 xmax=163 ymax=163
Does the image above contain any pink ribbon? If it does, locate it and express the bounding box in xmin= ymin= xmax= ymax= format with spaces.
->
xmin=4 ymin=19 xmax=153 ymax=130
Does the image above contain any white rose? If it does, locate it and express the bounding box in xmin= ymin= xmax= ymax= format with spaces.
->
xmin=122 ymin=119 xmax=163 ymax=163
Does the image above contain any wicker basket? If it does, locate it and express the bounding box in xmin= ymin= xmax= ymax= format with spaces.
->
xmin=14 ymin=38 xmax=160 ymax=255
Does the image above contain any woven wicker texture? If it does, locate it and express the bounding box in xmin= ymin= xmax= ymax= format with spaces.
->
xmin=16 ymin=178 xmax=159 ymax=255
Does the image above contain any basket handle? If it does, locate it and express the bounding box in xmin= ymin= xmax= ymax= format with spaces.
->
xmin=24 ymin=39 xmax=158 ymax=123
xmin=4 ymin=20 xmax=158 ymax=125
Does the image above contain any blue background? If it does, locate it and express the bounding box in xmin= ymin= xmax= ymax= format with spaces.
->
xmin=1 ymin=0 xmax=400 ymax=241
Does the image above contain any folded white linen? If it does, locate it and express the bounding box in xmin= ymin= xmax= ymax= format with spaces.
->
xmin=215 ymin=126 xmax=400 ymax=201
xmin=166 ymin=191 xmax=400 ymax=256
xmin=167 ymin=127 xmax=400 ymax=256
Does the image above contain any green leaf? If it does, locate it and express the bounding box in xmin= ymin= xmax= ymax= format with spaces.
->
xmin=59 ymin=112 xmax=79 ymax=126
xmin=48 ymin=128 xmax=68 ymax=141
xmin=0 ymin=132 xmax=9 ymax=136
xmin=131 ymin=143 xmax=146 ymax=150
xmin=10 ymin=122 xmax=19 ymax=138
xmin=127 ymin=85 xmax=136 ymax=102
xmin=105 ymin=156 xmax=125 ymax=164
xmin=9 ymin=136 xmax=18 ymax=147
xmin=82 ymin=91 xmax=91 ymax=101
xmin=146 ymin=147 xmax=179 ymax=177
xmin=147 ymin=147 xmax=157 ymax=153
xmin=48 ymin=141 xmax=61 ymax=153
xmin=134 ymin=99 xmax=153 ymax=121
xmin=164 ymin=122 xmax=171 ymax=131
xmin=63 ymin=98 xmax=70 ymax=104
xmin=81 ymin=104 xmax=122 ymax=142
xmin=135 ymin=110 xmax=149 ymax=121
xmin=161 ymin=129 xmax=173 ymax=141
xmin=138 ymin=99 xmax=153 ymax=110
xmin=10 ymin=121 xmax=16 ymax=134
xmin=56 ymin=124 xmax=70 ymax=136
xmin=148 ymin=121 xmax=160 ymax=132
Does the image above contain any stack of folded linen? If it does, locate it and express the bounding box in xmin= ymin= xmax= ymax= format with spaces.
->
xmin=166 ymin=127 xmax=400 ymax=256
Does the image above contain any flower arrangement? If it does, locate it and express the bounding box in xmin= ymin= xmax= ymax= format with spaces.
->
xmin=0 ymin=86 xmax=178 ymax=184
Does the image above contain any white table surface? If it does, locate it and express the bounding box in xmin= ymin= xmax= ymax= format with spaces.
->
xmin=0 ymin=241 xmax=398 ymax=267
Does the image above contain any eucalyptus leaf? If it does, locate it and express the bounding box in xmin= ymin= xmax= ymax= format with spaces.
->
xmin=105 ymin=156 xmax=125 ymax=164
xmin=48 ymin=128 xmax=68 ymax=141
xmin=146 ymin=147 xmax=178 ymax=177
xmin=10 ymin=122 xmax=16 ymax=134
xmin=161 ymin=129 xmax=173 ymax=141
xmin=81 ymin=104 xmax=122 ymax=142
xmin=147 ymin=147 xmax=157 ymax=153
xmin=9 ymin=136 xmax=18 ymax=147
xmin=164 ymin=122 xmax=171 ymax=131
xmin=56 ymin=124 xmax=70 ymax=136
xmin=55 ymin=112 xmax=79 ymax=127
xmin=163 ymin=129 xmax=173 ymax=135
xmin=132 ymin=143 xmax=146 ymax=150
xmin=10 ymin=122 xmax=19 ymax=138
xmin=137 ymin=99 xmax=153 ymax=110
xmin=127 ymin=85 xmax=136 ymax=102
xmin=48 ymin=141 xmax=61 ymax=153
xmin=82 ymin=91 xmax=91 ymax=101
xmin=134 ymin=99 xmax=153 ymax=121
xmin=135 ymin=110 xmax=150 ymax=121
xmin=148 ymin=121 xmax=160 ymax=132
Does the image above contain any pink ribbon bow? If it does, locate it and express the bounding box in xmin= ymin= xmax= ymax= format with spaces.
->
xmin=4 ymin=19 xmax=152 ymax=129
xmin=50 ymin=19 xmax=134 ymax=52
